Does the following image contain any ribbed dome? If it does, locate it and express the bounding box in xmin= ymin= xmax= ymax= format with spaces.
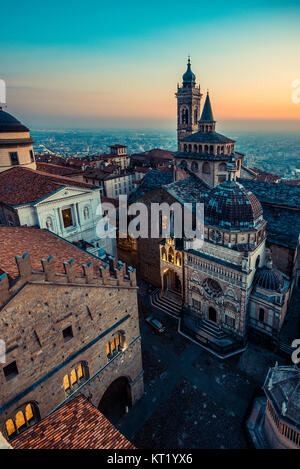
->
xmin=255 ymin=262 xmax=284 ymax=291
xmin=182 ymin=59 xmax=196 ymax=84
xmin=0 ymin=108 xmax=29 ymax=132
xmin=204 ymin=180 xmax=263 ymax=230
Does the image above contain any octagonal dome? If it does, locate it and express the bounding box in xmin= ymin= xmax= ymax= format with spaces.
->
xmin=204 ymin=180 xmax=263 ymax=230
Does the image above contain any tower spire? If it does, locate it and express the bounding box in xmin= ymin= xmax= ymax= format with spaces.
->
xmin=198 ymin=91 xmax=216 ymax=133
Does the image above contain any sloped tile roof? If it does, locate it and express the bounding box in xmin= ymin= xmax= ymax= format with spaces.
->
xmin=0 ymin=226 xmax=104 ymax=280
xmin=36 ymin=162 xmax=83 ymax=176
xmin=0 ymin=167 xmax=96 ymax=206
xmin=129 ymin=169 xmax=174 ymax=203
xmin=181 ymin=131 xmax=235 ymax=144
xmin=11 ymin=394 xmax=135 ymax=449
xmin=239 ymin=178 xmax=300 ymax=209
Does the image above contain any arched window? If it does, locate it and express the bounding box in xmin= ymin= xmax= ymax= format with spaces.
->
xmin=255 ymin=255 xmax=260 ymax=268
xmin=204 ymin=145 xmax=209 ymax=154
xmin=183 ymin=144 xmax=187 ymax=152
xmin=202 ymin=162 xmax=210 ymax=174
xmin=161 ymin=247 xmax=167 ymax=260
xmin=176 ymin=252 xmax=182 ymax=267
xmin=188 ymin=144 xmax=192 ymax=152
xmin=63 ymin=362 xmax=87 ymax=394
xmin=209 ymin=145 xmax=214 ymax=154
xmin=5 ymin=403 xmax=40 ymax=439
xmin=181 ymin=108 xmax=188 ymax=124
xmin=194 ymin=108 xmax=198 ymax=124
xmin=259 ymin=308 xmax=265 ymax=322
xmin=193 ymin=145 xmax=197 ymax=152
xmin=191 ymin=161 xmax=198 ymax=171
xmin=199 ymin=145 xmax=202 ymax=153
xmin=106 ymin=332 xmax=125 ymax=359
xmin=168 ymin=247 xmax=174 ymax=263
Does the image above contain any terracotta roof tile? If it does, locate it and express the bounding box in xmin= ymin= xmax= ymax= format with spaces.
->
xmin=11 ymin=395 xmax=135 ymax=449
xmin=0 ymin=227 xmax=104 ymax=280
xmin=0 ymin=167 xmax=96 ymax=206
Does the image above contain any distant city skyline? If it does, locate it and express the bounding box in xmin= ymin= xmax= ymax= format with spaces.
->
xmin=1 ymin=0 xmax=300 ymax=129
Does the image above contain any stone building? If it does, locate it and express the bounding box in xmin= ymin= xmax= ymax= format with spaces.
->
xmin=0 ymin=106 xmax=117 ymax=258
xmin=0 ymin=226 xmax=143 ymax=442
xmin=0 ymin=106 xmax=36 ymax=173
xmin=247 ymin=365 xmax=300 ymax=449
xmin=158 ymin=159 xmax=290 ymax=357
xmin=176 ymin=58 xmax=202 ymax=144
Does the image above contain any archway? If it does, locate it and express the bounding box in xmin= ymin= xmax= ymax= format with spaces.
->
xmin=163 ymin=269 xmax=182 ymax=294
xmin=208 ymin=307 xmax=217 ymax=322
xmin=98 ymin=377 xmax=131 ymax=424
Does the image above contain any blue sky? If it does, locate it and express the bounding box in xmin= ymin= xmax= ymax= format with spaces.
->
xmin=1 ymin=0 xmax=300 ymax=129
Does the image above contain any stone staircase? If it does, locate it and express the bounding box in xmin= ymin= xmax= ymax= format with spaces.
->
xmin=199 ymin=319 xmax=228 ymax=340
xmin=278 ymin=340 xmax=294 ymax=357
xmin=150 ymin=289 xmax=182 ymax=318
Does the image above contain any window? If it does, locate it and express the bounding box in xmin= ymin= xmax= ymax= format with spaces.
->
xmin=63 ymin=363 xmax=87 ymax=394
xmin=29 ymin=150 xmax=34 ymax=162
xmin=9 ymin=152 xmax=19 ymax=166
xmin=5 ymin=403 xmax=39 ymax=439
xmin=192 ymin=299 xmax=201 ymax=311
xmin=225 ymin=315 xmax=235 ymax=328
xmin=259 ymin=308 xmax=265 ymax=322
xmin=62 ymin=325 xmax=73 ymax=341
xmin=106 ymin=333 xmax=125 ymax=359
xmin=62 ymin=208 xmax=73 ymax=228
xmin=202 ymin=162 xmax=210 ymax=174
xmin=3 ymin=361 xmax=18 ymax=381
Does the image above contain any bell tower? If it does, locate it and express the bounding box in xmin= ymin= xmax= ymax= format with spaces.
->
xmin=175 ymin=58 xmax=202 ymax=149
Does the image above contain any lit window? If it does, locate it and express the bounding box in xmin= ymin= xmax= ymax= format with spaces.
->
xmin=5 ymin=403 xmax=39 ymax=439
xmin=5 ymin=419 xmax=16 ymax=437
xmin=70 ymin=368 xmax=77 ymax=386
xmin=77 ymin=363 xmax=83 ymax=380
xmin=62 ymin=208 xmax=73 ymax=228
xmin=25 ymin=404 xmax=34 ymax=423
xmin=63 ymin=375 xmax=70 ymax=390
xmin=15 ymin=411 xmax=26 ymax=430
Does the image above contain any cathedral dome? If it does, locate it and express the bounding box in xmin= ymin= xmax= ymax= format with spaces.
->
xmin=0 ymin=107 xmax=29 ymax=133
xmin=182 ymin=59 xmax=196 ymax=84
xmin=204 ymin=180 xmax=263 ymax=230
xmin=255 ymin=260 xmax=284 ymax=291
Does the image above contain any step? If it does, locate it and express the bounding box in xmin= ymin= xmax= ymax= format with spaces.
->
xmin=200 ymin=320 xmax=227 ymax=339
xmin=152 ymin=296 xmax=181 ymax=314
xmin=151 ymin=290 xmax=182 ymax=311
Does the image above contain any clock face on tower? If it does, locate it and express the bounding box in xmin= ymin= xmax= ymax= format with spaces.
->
xmin=210 ymin=229 xmax=222 ymax=243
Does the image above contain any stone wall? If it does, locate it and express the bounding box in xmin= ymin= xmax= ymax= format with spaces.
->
xmin=0 ymin=255 xmax=143 ymax=436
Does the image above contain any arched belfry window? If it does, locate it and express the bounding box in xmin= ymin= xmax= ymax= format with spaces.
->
xmin=194 ymin=108 xmax=198 ymax=124
xmin=181 ymin=108 xmax=188 ymax=125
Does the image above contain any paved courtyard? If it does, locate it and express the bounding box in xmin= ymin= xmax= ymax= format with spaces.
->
xmin=117 ymin=284 xmax=290 ymax=449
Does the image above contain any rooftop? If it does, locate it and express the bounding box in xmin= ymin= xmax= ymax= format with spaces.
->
xmin=0 ymin=108 xmax=29 ymax=133
xmin=264 ymin=366 xmax=300 ymax=430
xmin=181 ymin=131 xmax=235 ymax=144
xmin=11 ymin=394 xmax=135 ymax=449
xmin=0 ymin=226 xmax=104 ymax=281
xmin=129 ymin=169 xmax=174 ymax=203
xmin=0 ymin=166 xmax=96 ymax=206
xmin=36 ymin=162 xmax=83 ymax=176
xmin=239 ymin=179 xmax=300 ymax=209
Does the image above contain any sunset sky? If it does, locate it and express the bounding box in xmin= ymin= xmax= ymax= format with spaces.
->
xmin=1 ymin=0 xmax=300 ymax=129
